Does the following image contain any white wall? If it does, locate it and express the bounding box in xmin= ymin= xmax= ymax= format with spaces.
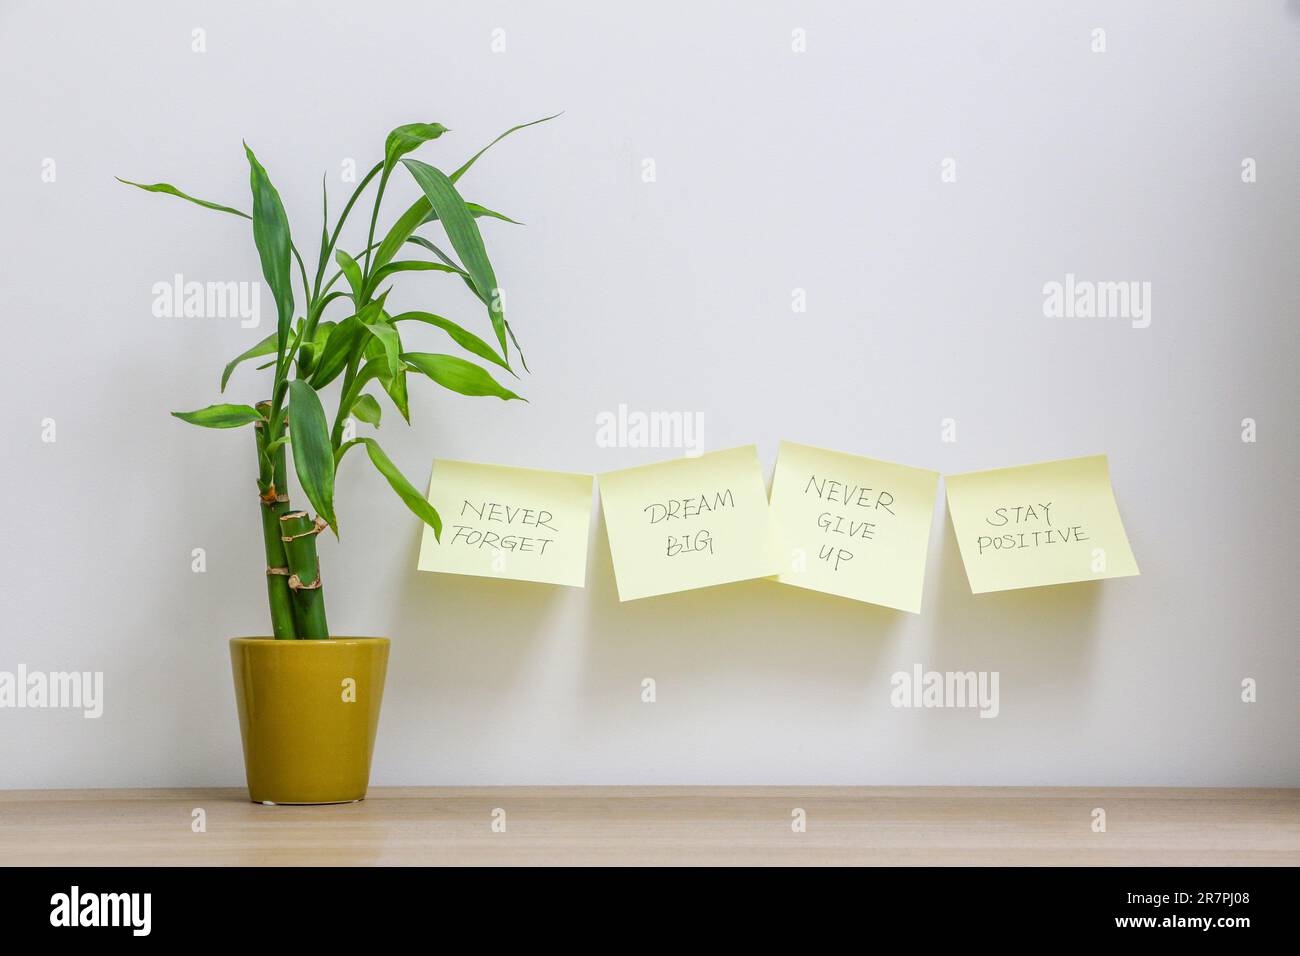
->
xmin=1 ymin=0 xmax=1296 ymax=788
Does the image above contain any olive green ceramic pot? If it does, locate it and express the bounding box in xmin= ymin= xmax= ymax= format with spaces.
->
xmin=229 ymin=637 xmax=389 ymax=805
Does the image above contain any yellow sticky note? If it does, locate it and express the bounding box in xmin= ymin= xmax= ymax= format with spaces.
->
xmin=945 ymin=454 xmax=1139 ymax=593
xmin=599 ymin=446 xmax=777 ymax=601
xmin=417 ymin=459 xmax=594 ymax=587
xmin=770 ymin=441 xmax=940 ymax=613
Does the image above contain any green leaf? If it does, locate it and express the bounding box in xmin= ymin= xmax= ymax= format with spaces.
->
xmin=308 ymin=289 xmax=350 ymax=326
xmin=316 ymin=161 xmax=382 ymax=293
xmin=405 ymin=236 xmax=470 ymax=275
xmin=464 ymin=202 xmax=521 ymax=225
xmin=374 ymin=113 xmax=557 ymax=317
xmin=338 ymin=437 xmax=442 ymax=540
xmin=283 ymin=318 xmax=309 ymax=375
xmin=401 ymin=159 xmax=507 ymax=357
xmin=354 ymin=356 xmax=404 ymax=423
xmin=313 ymin=320 xmax=338 ymax=345
xmin=350 ymin=393 xmax=382 ymax=426
xmin=384 ymin=122 xmax=450 ymax=175
xmin=350 ymin=357 xmax=383 ymax=390
xmin=365 ymin=259 xmax=461 ymax=299
xmin=365 ymin=320 xmax=401 ymax=379
xmin=449 ymin=112 xmax=562 ymax=184
xmin=287 ymin=380 xmax=337 ymax=533
xmin=334 ymin=248 xmax=365 ymax=301
xmin=115 ymin=178 xmax=250 ymax=219
xmin=404 ymin=238 xmax=485 ymax=304
xmin=362 ymin=356 xmax=408 ymax=423
xmin=384 ymin=366 xmax=410 ymax=422
xmin=244 ymin=144 xmax=296 ymax=357
xmin=297 ymin=320 xmax=336 ymax=376
xmin=317 ymin=175 xmax=330 ymax=279
xmin=219 ymin=332 xmax=278 ymax=392
xmin=337 ymin=359 xmax=384 ymax=430
xmin=420 ymin=202 xmax=521 ymax=227
xmin=172 ymin=404 xmax=264 ymax=428
xmin=373 ymin=259 xmax=461 ymax=280
xmin=403 ymin=352 xmax=523 ymax=401
xmin=308 ymin=314 xmax=364 ymax=387
xmin=390 ymin=311 xmax=510 ymax=372
xmin=505 ymin=320 xmax=529 ymax=373
xmin=372 ymin=198 xmax=430 ymax=276
xmin=371 ymin=194 xmax=513 ymax=295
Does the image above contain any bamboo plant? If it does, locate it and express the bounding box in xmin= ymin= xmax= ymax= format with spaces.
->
xmin=121 ymin=115 xmax=556 ymax=639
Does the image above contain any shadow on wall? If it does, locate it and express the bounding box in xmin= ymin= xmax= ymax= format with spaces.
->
xmin=377 ymin=500 xmax=1105 ymax=764
xmin=577 ymin=509 xmax=907 ymax=712
xmin=924 ymin=508 xmax=1103 ymax=739
xmin=391 ymin=522 xmax=570 ymax=689
xmin=385 ymin=508 xmax=911 ymax=744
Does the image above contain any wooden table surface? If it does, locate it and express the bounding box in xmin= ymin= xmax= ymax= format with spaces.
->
xmin=2 ymin=787 xmax=1296 ymax=866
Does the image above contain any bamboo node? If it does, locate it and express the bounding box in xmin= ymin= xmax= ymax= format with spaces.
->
xmin=266 ymin=566 xmax=290 ymax=576
xmin=259 ymin=485 xmax=287 ymax=506
xmin=288 ymin=573 xmax=322 ymax=591
xmin=280 ymin=515 xmax=326 ymax=541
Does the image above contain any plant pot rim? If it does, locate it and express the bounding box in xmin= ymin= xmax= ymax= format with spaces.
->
xmin=230 ymin=637 xmax=389 ymax=646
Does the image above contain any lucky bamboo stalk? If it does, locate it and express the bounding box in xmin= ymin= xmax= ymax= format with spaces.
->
xmin=255 ymin=410 xmax=297 ymax=640
xmin=280 ymin=510 xmax=329 ymax=639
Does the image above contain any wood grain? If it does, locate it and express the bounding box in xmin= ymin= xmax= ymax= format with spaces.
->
xmin=1 ymin=787 xmax=1296 ymax=866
